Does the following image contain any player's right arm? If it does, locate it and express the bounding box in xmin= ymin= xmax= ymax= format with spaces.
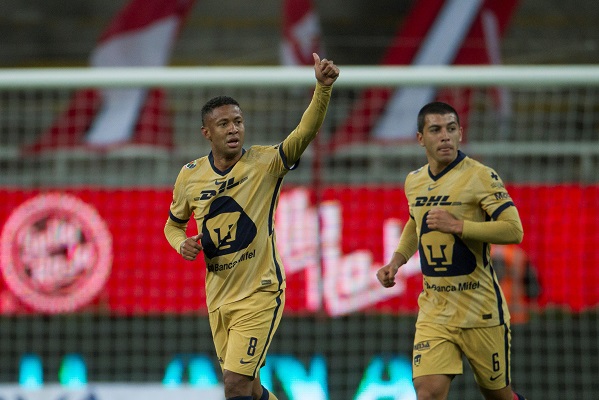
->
xmin=377 ymin=252 xmax=408 ymax=288
xmin=377 ymin=216 xmax=419 ymax=288
xmin=165 ymin=219 xmax=203 ymax=261
xmin=164 ymin=165 xmax=203 ymax=261
xmin=164 ymin=217 xmax=188 ymax=253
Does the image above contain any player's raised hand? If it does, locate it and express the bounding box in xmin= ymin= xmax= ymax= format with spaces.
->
xmin=180 ymin=233 xmax=203 ymax=261
xmin=313 ymin=53 xmax=339 ymax=86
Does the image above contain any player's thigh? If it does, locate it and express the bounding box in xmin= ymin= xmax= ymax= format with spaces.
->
xmin=460 ymin=323 xmax=512 ymax=391
xmin=412 ymin=321 xmax=463 ymax=379
xmin=208 ymin=304 xmax=230 ymax=370
xmin=224 ymin=290 xmax=285 ymax=377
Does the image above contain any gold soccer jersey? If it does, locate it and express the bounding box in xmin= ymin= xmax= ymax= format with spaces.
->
xmin=401 ymin=151 xmax=522 ymax=327
xmin=165 ymin=84 xmax=332 ymax=312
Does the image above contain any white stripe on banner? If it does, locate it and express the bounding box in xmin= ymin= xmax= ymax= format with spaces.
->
xmin=280 ymin=11 xmax=321 ymax=65
xmin=85 ymin=17 xmax=179 ymax=145
xmin=372 ymin=0 xmax=483 ymax=140
xmin=482 ymin=9 xmax=512 ymax=138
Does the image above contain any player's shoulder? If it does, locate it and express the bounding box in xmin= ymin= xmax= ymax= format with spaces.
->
xmin=465 ymin=156 xmax=503 ymax=180
xmin=408 ymin=165 xmax=427 ymax=177
xmin=459 ymin=155 xmax=508 ymax=192
xmin=248 ymin=144 xmax=278 ymax=153
xmin=461 ymin=154 xmax=486 ymax=169
xmin=406 ymin=164 xmax=428 ymax=182
xmin=178 ymin=156 xmax=208 ymax=174
xmin=404 ymin=165 xmax=428 ymax=190
xmin=242 ymin=144 xmax=279 ymax=162
xmin=457 ymin=153 xmax=491 ymax=173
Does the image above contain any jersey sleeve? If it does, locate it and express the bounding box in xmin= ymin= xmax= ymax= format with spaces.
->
xmin=395 ymin=174 xmax=419 ymax=260
xmin=461 ymin=206 xmax=523 ymax=244
xmin=280 ymin=83 xmax=332 ymax=167
xmin=395 ymin=215 xmax=419 ymax=261
xmin=477 ymin=167 xmax=514 ymax=218
xmin=461 ymin=167 xmax=524 ymax=244
xmin=164 ymin=167 xmax=192 ymax=253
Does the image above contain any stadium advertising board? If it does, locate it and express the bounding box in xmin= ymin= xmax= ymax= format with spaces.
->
xmin=0 ymin=384 xmax=223 ymax=400
xmin=0 ymin=185 xmax=597 ymax=315
xmin=7 ymin=352 xmax=417 ymax=400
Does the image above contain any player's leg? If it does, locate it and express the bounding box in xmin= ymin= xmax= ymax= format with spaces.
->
xmin=412 ymin=321 xmax=462 ymax=399
xmin=413 ymin=374 xmax=452 ymax=400
xmin=261 ymin=387 xmax=279 ymax=400
xmin=222 ymin=369 xmax=254 ymax=399
xmin=209 ymin=304 xmax=240 ymax=397
xmin=479 ymin=385 xmax=527 ymax=400
xmin=208 ymin=292 xmax=283 ymax=399
xmin=251 ymin=372 xmax=279 ymax=400
xmin=460 ymin=324 xmax=527 ymax=400
xmin=220 ymin=371 xmax=280 ymax=400
xmin=217 ymin=368 xmax=281 ymax=399
xmin=222 ymin=289 xmax=285 ymax=399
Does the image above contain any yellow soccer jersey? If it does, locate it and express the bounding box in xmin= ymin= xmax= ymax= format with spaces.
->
xmin=166 ymin=84 xmax=332 ymax=312
xmin=404 ymin=151 xmax=519 ymax=328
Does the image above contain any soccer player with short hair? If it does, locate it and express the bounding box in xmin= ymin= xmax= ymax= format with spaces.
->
xmin=376 ymin=102 xmax=527 ymax=400
xmin=164 ymin=53 xmax=339 ymax=400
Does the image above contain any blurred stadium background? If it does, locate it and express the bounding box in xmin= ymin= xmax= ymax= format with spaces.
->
xmin=0 ymin=0 xmax=598 ymax=399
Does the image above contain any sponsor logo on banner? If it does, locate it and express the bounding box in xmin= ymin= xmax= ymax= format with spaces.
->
xmin=0 ymin=193 xmax=112 ymax=313
xmin=0 ymin=185 xmax=596 ymax=314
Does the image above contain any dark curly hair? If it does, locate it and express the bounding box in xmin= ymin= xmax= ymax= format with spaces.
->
xmin=201 ymin=96 xmax=241 ymax=126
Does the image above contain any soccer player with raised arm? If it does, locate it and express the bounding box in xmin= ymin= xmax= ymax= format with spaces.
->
xmin=164 ymin=53 xmax=339 ymax=400
xmin=376 ymin=102 xmax=527 ymax=400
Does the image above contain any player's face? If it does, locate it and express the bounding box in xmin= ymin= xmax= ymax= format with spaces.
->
xmin=417 ymin=113 xmax=462 ymax=173
xmin=202 ymin=104 xmax=245 ymax=159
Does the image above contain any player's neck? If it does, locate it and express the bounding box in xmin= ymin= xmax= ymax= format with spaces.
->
xmin=212 ymin=152 xmax=242 ymax=172
xmin=428 ymin=153 xmax=459 ymax=176
xmin=428 ymin=161 xmax=450 ymax=176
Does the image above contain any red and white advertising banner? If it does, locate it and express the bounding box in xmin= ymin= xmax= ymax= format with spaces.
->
xmin=0 ymin=185 xmax=597 ymax=315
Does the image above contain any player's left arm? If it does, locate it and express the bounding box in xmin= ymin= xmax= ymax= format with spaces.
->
xmin=461 ymin=206 xmax=523 ymax=244
xmin=427 ymin=167 xmax=524 ymax=244
xmin=464 ymin=167 xmax=524 ymax=244
xmin=377 ymin=216 xmax=417 ymax=288
xmin=164 ymin=167 xmax=193 ymax=254
xmin=280 ymin=53 xmax=339 ymax=167
xmin=427 ymin=204 xmax=523 ymax=244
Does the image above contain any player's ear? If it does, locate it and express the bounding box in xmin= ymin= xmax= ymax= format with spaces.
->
xmin=417 ymin=131 xmax=424 ymax=146
xmin=201 ymin=126 xmax=211 ymax=141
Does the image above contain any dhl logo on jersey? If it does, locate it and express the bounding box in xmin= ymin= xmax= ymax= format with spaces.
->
xmin=195 ymin=176 xmax=249 ymax=201
xmin=412 ymin=195 xmax=462 ymax=207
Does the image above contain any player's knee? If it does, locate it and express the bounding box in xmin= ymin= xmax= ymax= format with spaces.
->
xmin=478 ymin=384 xmax=517 ymax=400
xmin=223 ymin=370 xmax=253 ymax=397
xmin=414 ymin=383 xmax=441 ymax=400
xmin=415 ymin=388 xmax=439 ymax=400
xmin=414 ymin=375 xmax=452 ymax=400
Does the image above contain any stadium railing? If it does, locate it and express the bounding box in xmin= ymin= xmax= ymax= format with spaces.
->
xmin=0 ymin=65 xmax=598 ymax=186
